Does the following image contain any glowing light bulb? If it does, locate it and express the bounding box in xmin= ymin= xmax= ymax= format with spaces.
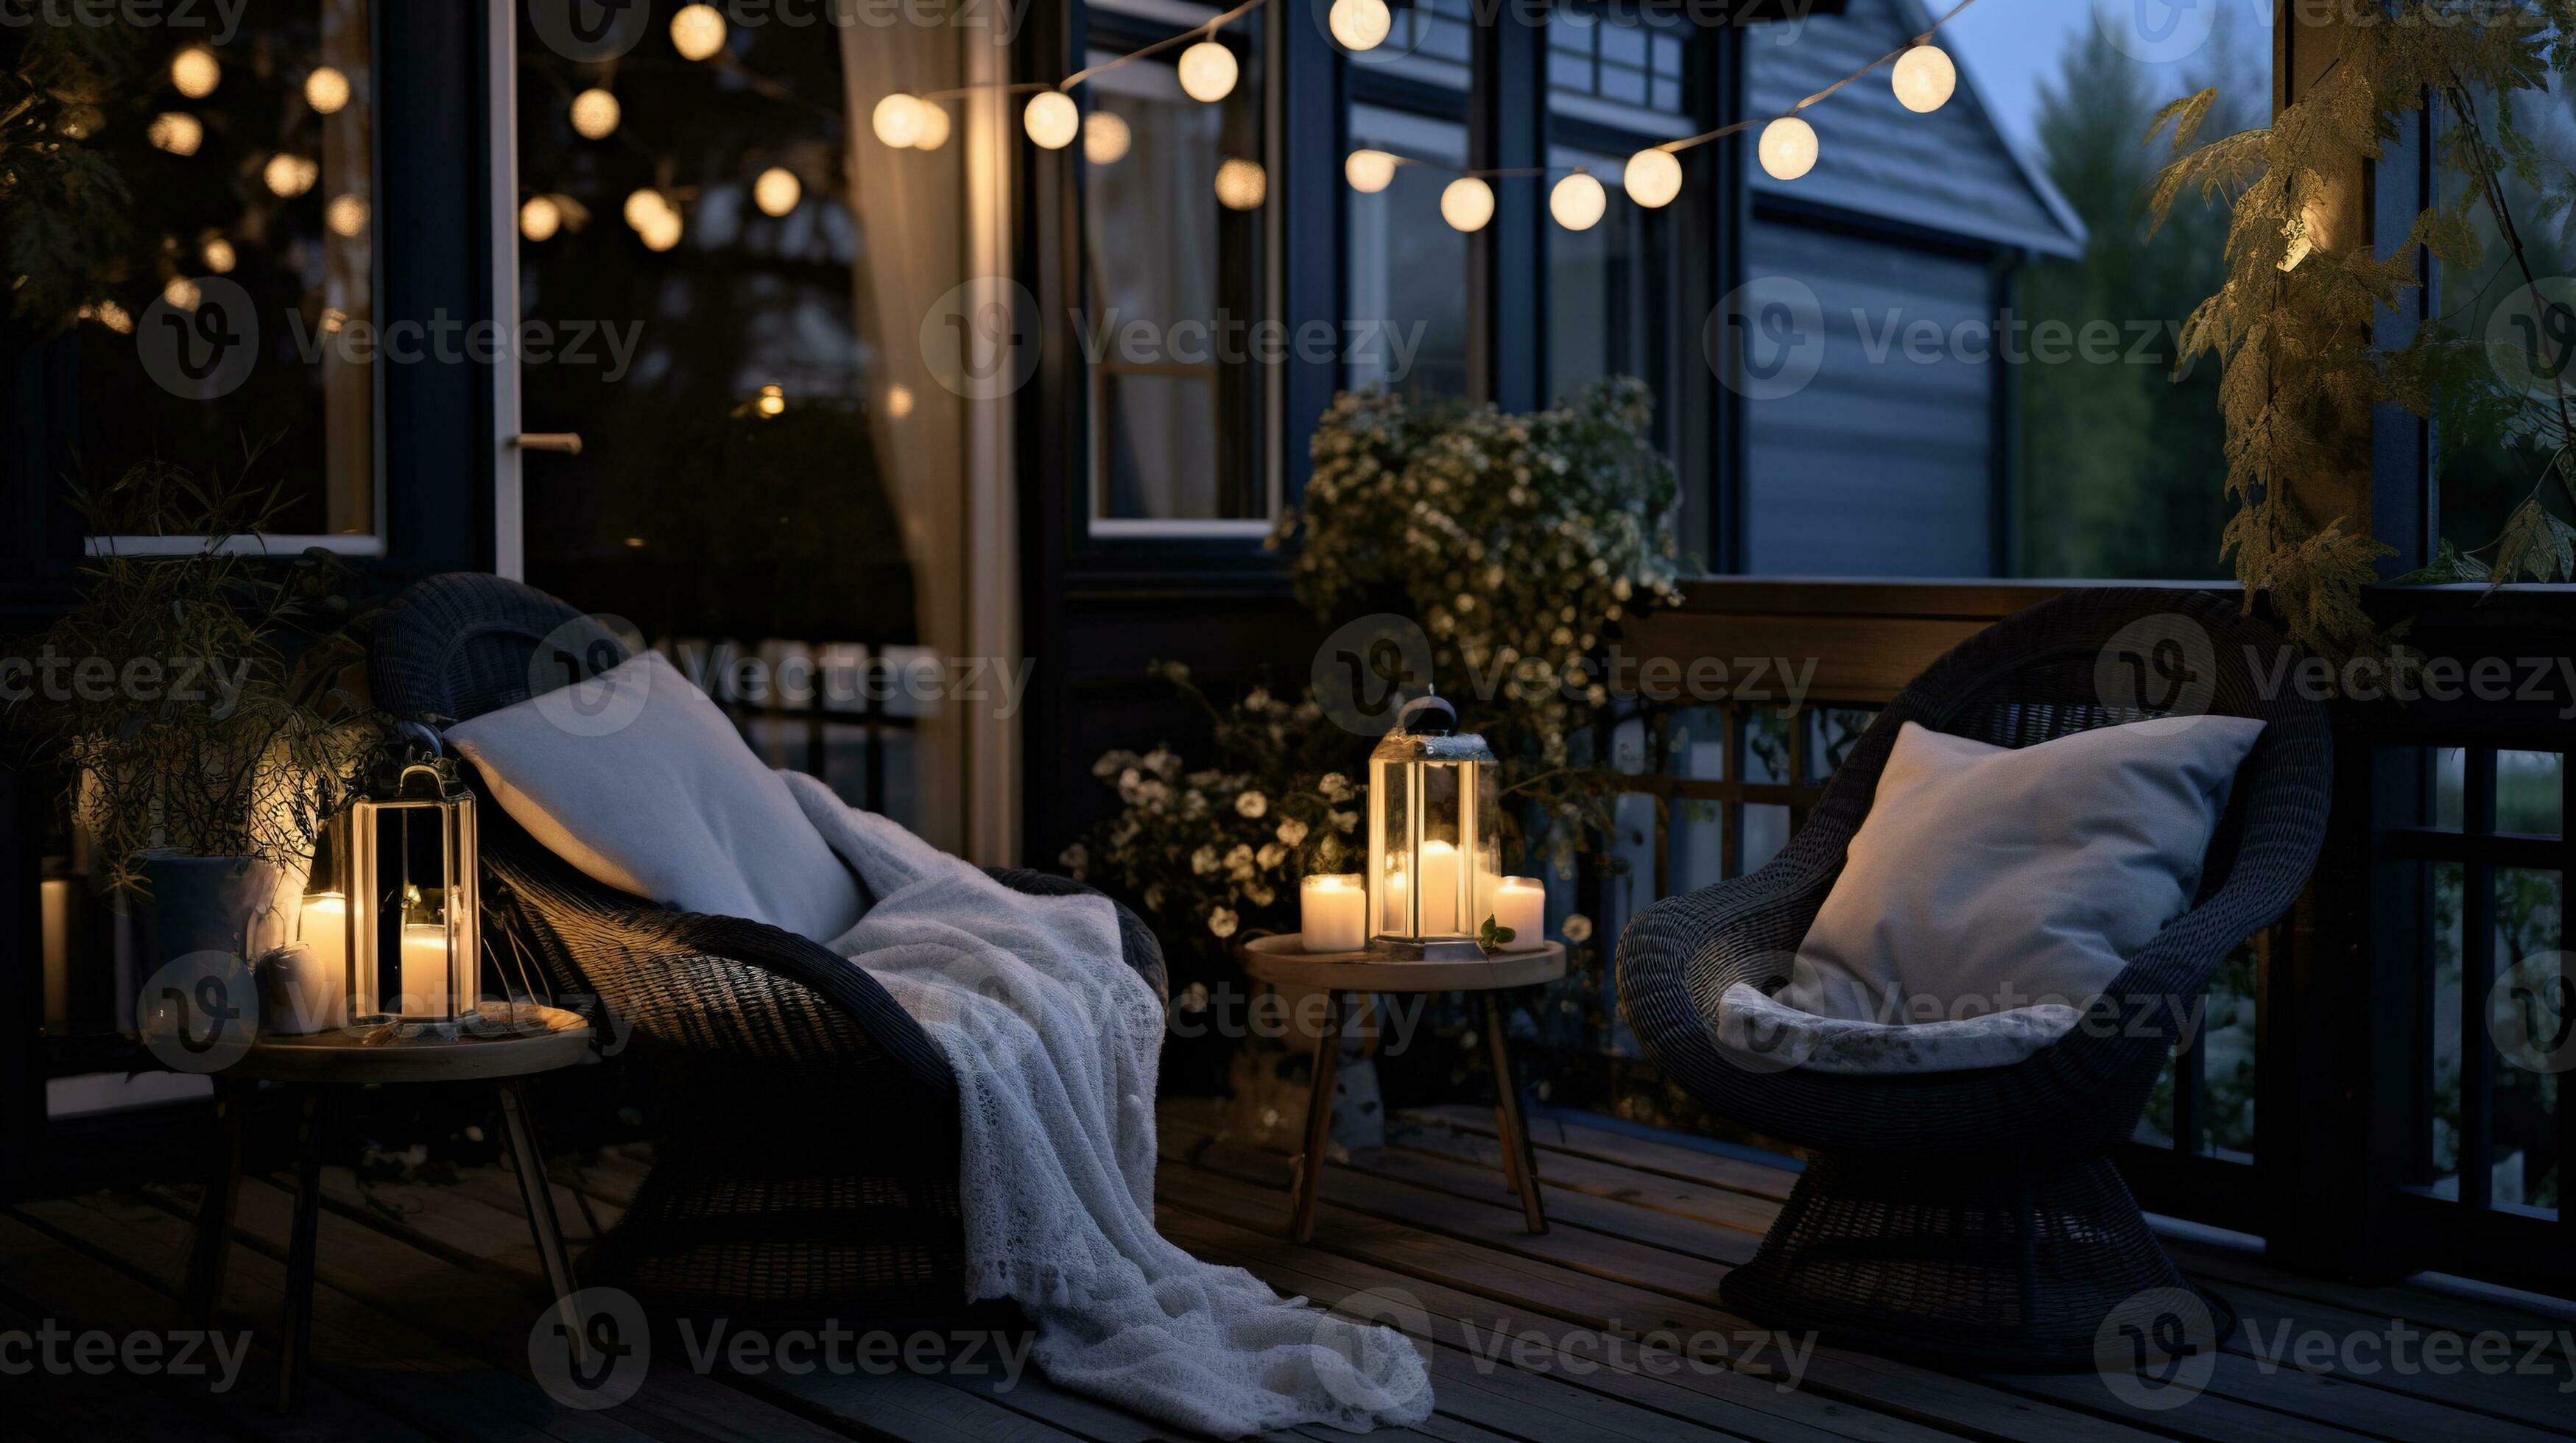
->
xmin=147 ymin=112 xmax=203 ymax=155
xmin=1345 ymin=149 xmax=1397 ymax=194
xmin=872 ymin=94 xmax=926 ymax=147
xmin=326 ymin=194 xmax=369 ymax=237
xmin=1758 ymin=116 xmax=1817 ymax=181
xmin=670 ymin=3 xmax=727 ymax=61
xmin=886 ymin=383 xmax=915 ymax=418
xmin=911 ymin=102 xmax=951 ymax=150
xmin=641 ymin=209 xmax=683 ymax=252
xmin=163 ymin=276 xmax=202 ymax=310
xmin=753 ymin=167 xmax=801 ymax=216
xmin=90 ymin=300 xmax=133 ymax=334
xmin=571 ymin=88 xmax=621 ymax=139
xmin=1214 ymin=157 xmax=1267 ymax=210
xmin=264 ymin=152 xmax=318 ymax=197
xmin=304 ymin=65 xmax=351 ymax=114
xmin=1624 ymin=146 xmax=1681 ymax=208
xmin=1891 ymin=43 xmax=1955 ymax=114
xmin=1024 ymin=91 xmax=1078 ymax=149
xmin=1549 ymin=172 xmax=1605 ymax=231
xmin=1329 ymin=0 xmax=1392 ymax=52
xmin=520 ymin=195 xmax=563 ymax=241
xmin=1083 ymin=111 xmax=1132 ymax=166
xmin=1440 ymin=176 xmax=1493 ymax=232
xmin=756 ymin=383 xmax=786 ymax=417
xmin=624 ymin=188 xmax=672 ymax=231
xmin=200 ymin=237 xmax=236 ymax=272
xmin=170 ymin=46 xmax=219 ymax=99
xmin=1177 ymin=40 xmax=1238 ymax=103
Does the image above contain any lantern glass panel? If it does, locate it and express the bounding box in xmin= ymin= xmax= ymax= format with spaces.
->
xmin=1368 ymin=729 xmax=1504 ymax=949
xmin=347 ymin=766 xmax=480 ymax=1028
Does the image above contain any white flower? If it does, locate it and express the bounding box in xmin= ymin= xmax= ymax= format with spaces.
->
xmin=1059 ymin=842 xmax=1089 ymax=878
xmin=1143 ymin=747 xmax=1180 ymax=779
xmin=1236 ymin=790 xmax=1269 ymax=819
xmin=1247 ymin=884 xmax=1275 ymax=908
xmin=1244 ymin=685 xmax=1272 ymax=712
xmin=1092 ymin=749 xmax=1141 ymax=778
xmin=1144 ymin=884 xmax=1165 ymax=911
xmin=1192 ymin=845 xmax=1220 ymax=876
xmin=1180 ymin=981 xmax=1209 ymax=1014
xmin=1331 ymin=810 xmax=1359 ymax=834
xmin=1561 ymin=913 xmax=1594 ymax=943
xmin=1208 ymin=907 xmax=1239 ymax=939
xmin=1257 ymin=842 xmax=1287 ymax=869
xmin=1319 ymin=772 xmax=1354 ymax=802
xmin=1275 ymin=818 xmax=1309 ymax=847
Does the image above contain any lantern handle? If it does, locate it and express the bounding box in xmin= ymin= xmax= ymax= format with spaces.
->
xmin=1396 ymin=693 xmax=1457 ymax=736
xmin=395 ymin=720 xmax=444 ymax=758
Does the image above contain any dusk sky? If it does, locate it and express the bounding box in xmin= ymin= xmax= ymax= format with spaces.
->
xmin=1938 ymin=0 xmax=2273 ymax=161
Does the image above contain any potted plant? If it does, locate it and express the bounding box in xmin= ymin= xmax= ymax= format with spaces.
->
xmin=10 ymin=459 xmax=380 ymax=978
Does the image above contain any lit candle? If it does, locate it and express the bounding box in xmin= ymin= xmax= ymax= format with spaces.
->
xmin=294 ymin=893 xmax=351 ymax=1030
xmin=1301 ymin=874 xmax=1367 ymax=953
xmin=1415 ymin=840 xmax=1460 ymax=935
xmin=400 ymin=922 xmax=449 ymax=1020
xmin=1491 ymin=876 xmax=1545 ymax=952
xmin=40 ymin=878 xmax=76 ymax=1033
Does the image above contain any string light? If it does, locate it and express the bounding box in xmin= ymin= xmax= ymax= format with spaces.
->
xmin=624 ymin=188 xmax=673 ymax=231
xmin=1624 ymin=147 xmax=1681 ymax=208
xmin=886 ymin=383 xmax=916 ymax=419
xmin=1345 ymin=149 xmax=1397 ymax=194
xmin=1549 ymin=172 xmax=1605 ymax=231
xmin=671 ymin=3 xmax=728 ymax=61
xmin=756 ymin=383 xmax=786 ymax=417
xmin=521 ymin=196 xmax=563 ymax=241
xmin=1177 ymin=40 xmax=1238 ymax=103
xmin=1025 ymin=91 xmax=1079 ymax=149
xmin=264 ymin=152 xmax=319 ymax=197
xmin=305 ymin=66 xmax=351 ymax=114
xmin=1085 ymin=112 xmax=1133 ymax=166
xmin=1214 ymin=157 xmax=1267 ymax=210
xmin=753 ymin=166 xmax=801 ymax=216
xmin=640 ymin=209 xmax=683 ymax=251
xmin=327 ymin=194 xmax=369 ymax=237
xmin=200 ymin=237 xmax=236 ymax=272
xmin=912 ymin=102 xmax=951 ymax=150
xmin=873 ymin=94 xmax=928 ymax=147
xmin=147 ymin=112 xmax=202 ymax=155
xmin=571 ymin=88 xmax=621 ymax=139
xmin=163 ymin=277 xmax=202 ymax=310
xmin=1891 ymin=43 xmax=1955 ymax=113
xmin=1758 ymin=116 xmax=1817 ymax=181
xmin=1440 ymin=177 xmax=1493 ymax=233
xmin=85 ymin=300 xmax=133 ymax=334
xmin=1329 ymin=0 xmax=1392 ymax=52
xmin=170 ymin=46 xmax=219 ymax=99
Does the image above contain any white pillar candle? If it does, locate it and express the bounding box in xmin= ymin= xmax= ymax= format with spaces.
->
xmin=295 ymin=893 xmax=351 ymax=1029
xmin=1491 ymin=876 xmax=1546 ymax=952
xmin=40 ymin=878 xmax=75 ymax=1033
xmin=1301 ymin=874 xmax=1367 ymax=953
xmin=1415 ymin=840 xmax=1460 ymax=935
xmin=400 ymin=922 xmax=450 ymax=1020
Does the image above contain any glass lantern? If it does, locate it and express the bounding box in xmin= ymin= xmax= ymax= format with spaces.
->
xmin=316 ymin=747 xmax=482 ymax=1034
xmin=1368 ymin=694 xmax=1502 ymax=961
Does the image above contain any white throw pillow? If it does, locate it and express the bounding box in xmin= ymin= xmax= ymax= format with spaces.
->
xmin=446 ymin=651 xmax=868 ymax=945
xmin=1778 ymin=715 xmax=2265 ymax=1027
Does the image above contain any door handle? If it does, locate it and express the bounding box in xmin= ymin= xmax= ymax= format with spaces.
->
xmin=513 ymin=432 xmax=583 ymax=456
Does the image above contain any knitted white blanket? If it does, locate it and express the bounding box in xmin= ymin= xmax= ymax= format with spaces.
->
xmin=786 ymin=775 xmax=1434 ymax=1437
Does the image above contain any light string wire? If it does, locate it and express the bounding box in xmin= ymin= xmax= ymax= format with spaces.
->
xmin=917 ymin=0 xmax=1272 ymax=103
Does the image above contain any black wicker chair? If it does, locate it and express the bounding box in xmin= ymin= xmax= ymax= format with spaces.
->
xmin=369 ymin=572 xmax=1166 ymax=1321
xmin=1616 ymin=588 xmax=2330 ymax=1369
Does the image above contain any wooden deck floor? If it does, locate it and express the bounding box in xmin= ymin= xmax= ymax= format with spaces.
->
xmin=3 ymin=1098 xmax=2572 ymax=1442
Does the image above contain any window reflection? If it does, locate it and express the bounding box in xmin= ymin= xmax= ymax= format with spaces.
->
xmin=1348 ymin=106 xmax=1469 ymax=398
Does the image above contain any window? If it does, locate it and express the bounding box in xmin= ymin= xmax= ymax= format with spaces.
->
xmin=1344 ymin=0 xmax=1474 ymax=403
xmin=1082 ymin=0 xmax=1273 ymax=533
xmin=65 ymin=0 xmax=377 ymax=548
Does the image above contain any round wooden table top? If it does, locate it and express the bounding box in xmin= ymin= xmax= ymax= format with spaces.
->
xmin=1236 ymin=934 xmax=1566 ymax=992
xmin=235 ymin=1003 xmax=594 ymax=1084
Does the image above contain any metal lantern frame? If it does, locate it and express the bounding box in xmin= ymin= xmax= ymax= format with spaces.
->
xmin=1366 ymin=696 xmax=1502 ymax=962
xmin=317 ymin=750 xmax=482 ymax=1034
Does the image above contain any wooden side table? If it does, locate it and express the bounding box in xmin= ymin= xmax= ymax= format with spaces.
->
xmin=182 ymin=1003 xmax=597 ymax=1412
xmin=1236 ymin=934 xmax=1566 ymax=1243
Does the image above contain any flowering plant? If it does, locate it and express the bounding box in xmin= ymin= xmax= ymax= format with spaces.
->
xmin=1069 ymin=380 xmax=1681 ymax=991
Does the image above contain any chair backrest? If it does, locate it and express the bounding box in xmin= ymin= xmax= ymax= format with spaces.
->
xmin=1815 ymin=588 xmax=2327 ymax=911
xmin=370 ymin=572 xmax=632 ymax=725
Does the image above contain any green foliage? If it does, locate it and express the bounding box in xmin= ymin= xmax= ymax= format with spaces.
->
xmin=2147 ymin=3 xmax=2576 ymax=657
xmin=1 ymin=21 xmax=144 ymax=333
xmin=1477 ymin=915 xmax=1516 ymax=955
xmin=6 ymin=455 xmax=383 ymax=892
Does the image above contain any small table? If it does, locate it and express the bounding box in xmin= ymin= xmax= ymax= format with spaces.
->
xmin=1236 ymin=934 xmax=1565 ymax=1243
xmin=182 ymin=1003 xmax=597 ymax=1411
